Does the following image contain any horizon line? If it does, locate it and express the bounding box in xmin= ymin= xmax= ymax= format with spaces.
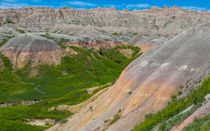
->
xmin=0 ymin=5 xmax=209 ymax=12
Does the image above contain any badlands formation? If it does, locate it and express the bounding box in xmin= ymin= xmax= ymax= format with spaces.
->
xmin=1 ymin=6 xmax=210 ymax=45
xmin=0 ymin=5 xmax=210 ymax=131
xmin=48 ymin=22 xmax=210 ymax=131
xmin=0 ymin=35 xmax=62 ymax=69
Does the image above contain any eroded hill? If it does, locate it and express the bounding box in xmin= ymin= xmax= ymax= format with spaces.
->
xmin=48 ymin=23 xmax=210 ymax=131
xmin=0 ymin=6 xmax=210 ymax=131
xmin=1 ymin=6 xmax=210 ymax=46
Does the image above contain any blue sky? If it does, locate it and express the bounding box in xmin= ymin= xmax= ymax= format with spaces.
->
xmin=0 ymin=0 xmax=210 ymax=11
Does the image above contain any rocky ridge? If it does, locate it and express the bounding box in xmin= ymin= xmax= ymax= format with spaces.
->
xmin=1 ymin=6 xmax=210 ymax=45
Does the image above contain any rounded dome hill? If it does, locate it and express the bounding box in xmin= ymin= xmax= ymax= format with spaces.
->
xmin=0 ymin=35 xmax=60 ymax=52
xmin=0 ymin=35 xmax=62 ymax=69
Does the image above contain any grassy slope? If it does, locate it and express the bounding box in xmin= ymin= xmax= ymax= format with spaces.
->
xmin=133 ymin=77 xmax=210 ymax=131
xmin=183 ymin=113 xmax=210 ymax=131
xmin=0 ymin=35 xmax=14 ymax=47
xmin=0 ymin=44 xmax=140 ymax=130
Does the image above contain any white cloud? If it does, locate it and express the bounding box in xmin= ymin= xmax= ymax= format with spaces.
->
xmin=127 ymin=4 xmax=150 ymax=8
xmin=0 ymin=2 xmax=28 ymax=9
xmin=2 ymin=0 xmax=16 ymax=2
xmin=0 ymin=0 xmax=29 ymax=9
xmin=182 ymin=6 xmax=205 ymax=11
xmin=68 ymin=1 xmax=96 ymax=7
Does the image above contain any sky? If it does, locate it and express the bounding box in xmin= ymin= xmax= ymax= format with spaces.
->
xmin=0 ymin=0 xmax=210 ymax=11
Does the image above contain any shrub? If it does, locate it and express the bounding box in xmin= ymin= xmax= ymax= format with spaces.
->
xmin=112 ymin=33 xmax=121 ymax=36
xmin=6 ymin=19 xmax=14 ymax=24
xmin=16 ymin=29 xmax=25 ymax=34
xmin=128 ymin=91 xmax=133 ymax=95
xmin=103 ymin=38 xmax=111 ymax=41
xmin=110 ymin=114 xmax=120 ymax=125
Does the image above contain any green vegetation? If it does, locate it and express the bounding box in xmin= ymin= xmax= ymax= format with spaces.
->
xmin=183 ymin=114 xmax=210 ymax=131
xmin=16 ymin=29 xmax=25 ymax=34
xmin=0 ymin=43 xmax=141 ymax=130
xmin=0 ymin=35 xmax=15 ymax=47
xmin=69 ymin=34 xmax=75 ymax=36
xmin=103 ymin=38 xmax=112 ymax=41
xmin=132 ymin=32 xmax=137 ymax=37
xmin=156 ymin=104 xmax=201 ymax=131
xmin=6 ymin=19 xmax=14 ymax=24
xmin=112 ymin=32 xmax=121 ymax=36
xmin=0 ymin=120 xmax=47 ymax=131
xmin=40 ymin=34 xmax=68 ymax=48
xmin=133 ymin=77 xmax=210 ymax=131
xmin=110 ymin=114 xmax=121 ymax=125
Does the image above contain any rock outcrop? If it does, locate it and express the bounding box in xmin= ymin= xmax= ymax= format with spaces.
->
xmin=0 ymin=35 xmax=62 ymax=69
xmin=1 ymin=6 xmax=210 ymax=39
xmin=66 ymin=41 xmax=127 ymax=50
xmin=48 ymin=23 xmax=210 ymax=131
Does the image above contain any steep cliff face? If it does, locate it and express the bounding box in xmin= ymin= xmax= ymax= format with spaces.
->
xmin=48 ymin=23 xmax=210 ymax=131
xmin=0 ymin=35 xmax=62 ymax=69
xmin=1 ymin=6 xmax=210 ymax=38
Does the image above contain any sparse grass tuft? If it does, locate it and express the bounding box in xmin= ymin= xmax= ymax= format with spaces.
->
xmin=112 ymin=32 xmax=121 ymax=36
xmin=110 ymin=114 xmax=120 ymax=125
xmin=16 ymin=29 xmax=25 ymax=34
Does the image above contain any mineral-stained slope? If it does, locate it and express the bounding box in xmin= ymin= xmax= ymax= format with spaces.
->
xmin=48 ymin=23 xmax=210 ymax=131
xmin=0 ymin=35 xmax=62 ymax=69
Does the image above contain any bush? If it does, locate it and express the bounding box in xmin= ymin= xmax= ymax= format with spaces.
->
xmin=103 ymin=38 xmax=111 ymax=41
xmin=6 ymin=19 xmax=14 ymax=24
xmin=16 ymin=29 xmax=25 ymax=34
xmin=110 ymin=114 xmax=120 ymax=125
xmin=112 ymin=33 xmax=121 ymax=36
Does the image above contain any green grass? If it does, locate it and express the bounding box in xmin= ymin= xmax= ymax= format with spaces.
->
xmin=112 ymin=32 xmax=121 ymax=36
xmin=16 ymin=29 xmax=25 ymax=34
xmin=133 ymin=77 xmax=210 ymax=131
xmin=0 ymin=36 xmax=15 ymax=47
xmin=183 ymin=114 xmax=210 ymax=131
xmin=69 ymin=34 xmax=75 ymax=36
xmin=0 ymin=44 xmax=140 ymax=130
xmin=0 ymin=119 xmax=47 ymax=131
xmin=156 ymin=104 xmax=201 ymax=131
xmin=103 ymin=38 xmax=112 ymax=41
xmin=110 ymin=114 xmax=121 ymax=125
xmin=40 ymin=34 xmax=68 ymax=48
xmin=6 ymin=19 xmax=14 ymax=24
xmin=133 ymin=32 xmax=137 ymax=36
